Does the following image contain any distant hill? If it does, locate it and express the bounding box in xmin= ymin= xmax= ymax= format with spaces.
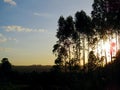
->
xmin=12 ymin=65 xmax=52 ymax=73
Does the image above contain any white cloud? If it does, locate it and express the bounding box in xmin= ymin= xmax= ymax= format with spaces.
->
xmin=3 ymin=25 xmax=47 ymax=33
xmin=0 ymin=33 xmax=7 ymax=43
xmin=0 ymin=47 xmax=13 ymax=52
xmin=4 ymin=0 xmax=16 ymax=6
xmin=0 ymin=33 xmax=18 ymax=43
xmin=33 ymin=12 xmax=52 ymax=18
xmin=8 ymin=37 xmax=18 ymax=43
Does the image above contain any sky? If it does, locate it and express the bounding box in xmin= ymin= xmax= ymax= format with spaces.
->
xmin=0 ymin=0 xmax=93 ymax=65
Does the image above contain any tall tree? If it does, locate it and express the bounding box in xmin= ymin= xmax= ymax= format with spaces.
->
xmin=92 ymin=0 xmax=120 ymax=63
xmin=75 ymin=10 xmax=94 ymax=67
xmin=64 ymin=16 xmax=75 ymax=65
xmin=75 ymin=11 xmax=84 ymax=66
xmin=53 ymin=16 xmax=67 ymax=72
xmin=53 ymin=16 xmax=75 ymax=72
xmin=92 ymin=0 xmax=110 ymax=64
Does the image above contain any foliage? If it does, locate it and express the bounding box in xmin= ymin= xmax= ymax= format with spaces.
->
xmin=53 ymin=9 xmax=96 ymax=72
xmin=0 ymin=58 xmax=12 ymax=73
xmin=53 ymin=0 xmax=120 ymax=73
xmin=0 ymin=56 xmax=120 ymax=90
xmin=87 ymin=51 xmax=99 ymax=71
xmin=1 ymin=0 xmax=120 ymax=89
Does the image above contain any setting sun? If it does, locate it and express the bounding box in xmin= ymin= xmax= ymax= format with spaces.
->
xmin=93 ymin=34 xmax=119 ymax=65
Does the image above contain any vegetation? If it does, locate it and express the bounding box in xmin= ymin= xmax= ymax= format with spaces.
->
xmin=53 ymin=0 xmax=120 ymax=72
xmin=1 ymin=0 xmax=120 ymax=90
xmin=0 ymin=56 xmax=120 ymax=89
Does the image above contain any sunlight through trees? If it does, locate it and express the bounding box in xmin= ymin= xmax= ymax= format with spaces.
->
xmin=53 ymin=0 xmax=120 ymax=72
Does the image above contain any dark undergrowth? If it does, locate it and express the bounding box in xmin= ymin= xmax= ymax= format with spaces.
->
xmin=0 ymin=59 xmax=120 ymax=90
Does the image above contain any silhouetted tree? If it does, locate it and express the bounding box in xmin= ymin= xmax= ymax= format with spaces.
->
xmin=92 ymin=0 xmax=108 ymax=64
xmin=75 ymin=11 xmax=84 ymax=66
xmin=116 ymin=49 xmax=120 ymax=60
xmin=1 ymin=58 xmax=12 ymax=73
xmin=53 ymin=0 xmax=120 ymax=72
xmin=75 ymin=10 xmax=94 ymax=67
xmin=53 ymin=16 xmax=80 ymax=72
xmin=65 ymin=16 xmax=74 ymax=64
xmin=88 ymin=51 xmax=97 ymax=71
xmin=53 ymin=16 xmax=68 ymax=72
xmin=92 ymin=0 xmax=120 ymax=63
xmin=53 ymin=43 xmax=68 ymax=72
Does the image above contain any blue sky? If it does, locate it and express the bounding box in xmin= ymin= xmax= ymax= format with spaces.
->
xmin=0 ymin=0 xmax=93 ymax=65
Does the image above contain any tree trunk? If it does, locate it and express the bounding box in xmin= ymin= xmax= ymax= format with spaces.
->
xmin=78 ymin=33 xmax=81 ymax=65
xmin=83 ymin=34 xmax=85 ymax=68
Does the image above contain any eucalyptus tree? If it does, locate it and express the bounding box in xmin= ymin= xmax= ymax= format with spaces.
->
xmin=106 ymin=0 xmax=120 ymax=58
xmin=64 ymin=16 xmax=78 ymax=72
xmin=72 ymin=30 xmax=80 ymax=65
xmin=91 ymin=0 xmax=109 ymax=64
xmin=64 ymin=16 xmax=75 ymax=62
xmin=56 ymin=16 xmax=66 ymax=42
xmin=53 ymin=16 xmax=75 ymax=72
xmin=53 ymin=44 xmax=68 ymax=72
xmin=80 ymin=11 xmax=95 ymax=60
xmin=75 ymin=11 xmax=84 ymax=66
xmin=75 ymin=10 xmax=94 ymax=67
xmin=92 ymin=0 xmax=120 ymax=63
xmin=92 ymin=0 xmax=107 ymax=36
xmin=53 ymin=16 xmax=68 ymax=72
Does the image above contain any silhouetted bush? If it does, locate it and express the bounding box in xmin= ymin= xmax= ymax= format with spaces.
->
xmin=0 ymin=58 xmax=12 ymax=73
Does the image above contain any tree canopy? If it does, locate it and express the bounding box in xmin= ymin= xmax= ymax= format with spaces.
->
xmin=53 ymin=0 xmax=120 ymax=72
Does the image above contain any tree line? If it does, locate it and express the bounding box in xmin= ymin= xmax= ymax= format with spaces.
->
xmin=52 ymin=0 xmax=120 ymax=72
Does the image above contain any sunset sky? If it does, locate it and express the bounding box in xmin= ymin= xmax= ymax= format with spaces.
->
xmin=0 ymin=0 xmax=93 ymax=65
